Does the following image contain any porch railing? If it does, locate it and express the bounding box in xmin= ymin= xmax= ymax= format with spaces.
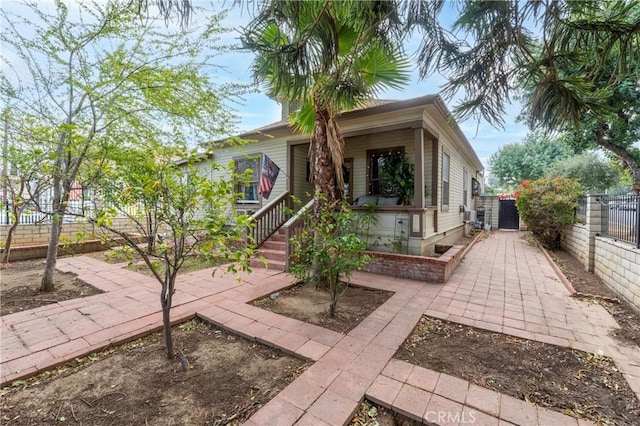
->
xmin=249 ymin=191 xmax=292 ymax=248
xmin=282 ymin=199 xmax=313 ymax=272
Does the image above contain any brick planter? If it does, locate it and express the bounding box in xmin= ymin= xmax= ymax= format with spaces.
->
xmin=362 ymin=244 xmax=466 ymax=283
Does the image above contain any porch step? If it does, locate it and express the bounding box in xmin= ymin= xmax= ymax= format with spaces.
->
xmin=250 ymin=257 xmax=286 ymax=271
xmin=257 ymin=248 xmax=286 ymax=263
xmin=251 ymin=228 xmax=287 ymax=272
xmin=261 ymin=240 xmax=286 ymax=251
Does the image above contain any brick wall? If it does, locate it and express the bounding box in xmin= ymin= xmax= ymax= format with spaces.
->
xmin=362 ymin=244 xmax=465 ymax=283
xmin=594 ymin=237 xmax=640 ymax=313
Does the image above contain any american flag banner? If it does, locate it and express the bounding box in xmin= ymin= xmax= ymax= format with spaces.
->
xmin=258 ymin=154 xmax=280 ymax=200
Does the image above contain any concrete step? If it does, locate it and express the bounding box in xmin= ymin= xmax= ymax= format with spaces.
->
xmin=250 ymin=257 xmax=285 ymax=271
xmin=261 ymin=240 xmax=286 ymax=251
xmin=268 ymin=233 xmax=287 ymax=243
xmin=258 ymin=248 xmax=286 ymax=262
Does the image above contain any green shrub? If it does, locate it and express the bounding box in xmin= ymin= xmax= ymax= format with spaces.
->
xmin=515 ymin=177 xmax=583 ymax=249
xmin=289 ymin=193 xmax=371 ymax=317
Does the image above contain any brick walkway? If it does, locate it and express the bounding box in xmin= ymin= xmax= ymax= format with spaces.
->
xmin=1 ymin=231 xmax=638 ymax=425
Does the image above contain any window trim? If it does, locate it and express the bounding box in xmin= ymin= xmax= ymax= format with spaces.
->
xmin=463 ymin=167 xmax=469 ymax=207
xmin=442 ymin=151 xmax=450 ymax=211
xmin=366 ymin=146 xmax=405 ymax=196
xmin=234 ymin=154 xmax=262 ymax=207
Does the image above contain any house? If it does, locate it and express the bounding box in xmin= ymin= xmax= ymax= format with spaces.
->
xmin=205 ymin=94 xmax=484 ymax=268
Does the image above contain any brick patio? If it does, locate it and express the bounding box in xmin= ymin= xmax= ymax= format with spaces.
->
xmin=1 ymin=231 xmax=638 ymax=425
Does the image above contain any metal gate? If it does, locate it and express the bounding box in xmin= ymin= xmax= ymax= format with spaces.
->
xmin=498 ymin=199 xmax=519 ymax=229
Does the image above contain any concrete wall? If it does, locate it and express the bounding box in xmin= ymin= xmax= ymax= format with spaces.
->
xmin=561 ymin=194 xmax=640 ymax=313
xmin=561 ymin=224 xmax=590 ymax=269
xmin=0 ymin=217 xmax=139 ymax=247
xmin=593 ymin=237 xmax=640 ymax=312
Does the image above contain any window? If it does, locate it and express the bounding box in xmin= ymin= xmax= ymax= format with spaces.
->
xmin=235 ymin=156 xmax=260 ymax=204
xmin=463 ymin=168 xmax=469 ymax=206
xmin=367 ymin=147 xmax=404 ymax=196
xmin=442 ymin=152 xmax=450 ymax=207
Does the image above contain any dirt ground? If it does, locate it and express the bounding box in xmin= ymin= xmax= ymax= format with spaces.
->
xmin=551 ymin=248 xmax=640 ymax=347
xmin=0 ymin=319 xmax=308 ymax=425
xmin=250 ymin=282 xmax=393 ymax=333
xmin=0 ymin=258 xmax=102 ymax=316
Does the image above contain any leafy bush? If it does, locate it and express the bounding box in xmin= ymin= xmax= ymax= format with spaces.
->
xmin=515 ymin=177 xmax=583 ymax=249
xmin=289 ymin=193 xmax=371 ymax=317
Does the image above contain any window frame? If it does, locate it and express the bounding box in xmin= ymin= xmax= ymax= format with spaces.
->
xmin=442 ymin=151 xmax=450 ymax=211
xmin=463 ymin=167 xmax=469 ymax=207
xmin=234 ymin=154 xmax=262 ymax=206
xmin=366 ymin=146 xmax=405 ymax=197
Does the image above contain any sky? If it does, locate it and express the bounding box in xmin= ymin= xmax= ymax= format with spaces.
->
xmin=216 ymin=2 xmax=530 ymax=170
xmin=0 ymin=0 xmax=530 ymax=170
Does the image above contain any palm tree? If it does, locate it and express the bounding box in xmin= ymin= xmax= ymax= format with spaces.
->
xmin=242 ymin=0 xmax=410 ymax=212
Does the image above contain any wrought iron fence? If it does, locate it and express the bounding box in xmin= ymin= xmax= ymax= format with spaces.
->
xmin=0 ymin=186 xmax=141 ymax=226
xmin=600 ymin=194 xmax=640 ymax=248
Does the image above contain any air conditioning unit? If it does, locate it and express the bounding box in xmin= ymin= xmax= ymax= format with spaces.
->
xmin=463 ymin=210 xmax=477 ymax=222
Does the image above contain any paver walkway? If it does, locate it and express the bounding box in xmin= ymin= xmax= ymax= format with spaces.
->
xmin=1 ymin=231 xmax=638 ymax=426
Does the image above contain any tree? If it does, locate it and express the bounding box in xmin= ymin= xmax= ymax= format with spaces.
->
xmin=289 ymin=192 xmax=371 ymax=317
xmin=489 ymin=132 xmax=572 ymax=189
xmin=546 ymin=153 xmax=621 ymax=193
xmin=407 ymin=1 xmax=640 ymax=126
xmin=1 ymin=2 xmax=239 ymax=291
xmin=242 ymin=0 xmax=410 ymax=214
xmin=0 ymin=116 xmax=50 ymax=265
xmin=515 ymin=177 xmax=583 ymax=249
xmin=94 ymin=142 xmax=254 ymax=360
xmin=405 ymin=1 xmax=640 ymax=190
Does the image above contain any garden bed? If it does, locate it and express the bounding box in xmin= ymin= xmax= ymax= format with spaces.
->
xmin=0 ymin=319 xmax=308 ymax=425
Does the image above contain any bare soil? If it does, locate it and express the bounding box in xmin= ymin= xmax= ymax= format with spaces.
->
xmin=0 ymin=258 xmax=102 ymax=316
xmin=0 ymin=319 xmax=308 ymax=425
xmin=551 ymin=248 xmax=640 ymax=347
xmin=250 ymin=282 xmax=393 ymax=333
xmin=395 ymin=316 xmax=640 ymax=425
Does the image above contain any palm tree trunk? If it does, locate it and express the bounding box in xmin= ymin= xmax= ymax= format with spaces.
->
xmin=311 ymin=106 xmax=340 ymax=207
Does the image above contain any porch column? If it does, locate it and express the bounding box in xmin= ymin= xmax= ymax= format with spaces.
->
xmin=413 ymin=128 xmax=425 ymax=209
xmin=410 ymin=127 xmax=426 ymax=238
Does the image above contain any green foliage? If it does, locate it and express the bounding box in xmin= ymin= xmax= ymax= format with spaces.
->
xmin=546 ymin=153 xmax=621 ymax=193
xmin=515 ymin=177 xmax=583 ymax=249
xmin=289 ymin=193 xmax=371 ymax=317
xmin=94 ymin=143 xmax=255 ymax=359
xmin=379 ymin=150 xmax=414 ymax=204
xmin=1 ymin=1 xmax=244 ymax=288
xmin=243 ymin=0 xmax=410 ymax=206
xmin=489 ymin=132 xmax=573 ymax=190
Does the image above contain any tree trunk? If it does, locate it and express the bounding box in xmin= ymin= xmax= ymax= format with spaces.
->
xmin=1 ymin=219 xmax=18 ymax=264
xmin=40 ymin=216 xmax=63 ymax=291
xmin=162 ymin=257 xmax=174 ymax=360
xmin=162 ymin=301 xmax=173 ymax=360
xmin=595 ymin=124 xmax=640 ymax=194
xmin=310 ymin=106 xmax=340 ymax=215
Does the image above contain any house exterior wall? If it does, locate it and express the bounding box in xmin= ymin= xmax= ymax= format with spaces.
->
xmin=207 ymin=136 xmax=290 ymax=214
xmin=199 ymin=96 xmax=483 ymax=256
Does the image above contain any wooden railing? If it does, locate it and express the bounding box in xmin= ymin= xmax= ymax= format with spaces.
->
xmin=249 ymin=191 xmax=292 ymax=248
xmin=282 ymin=199 xmax=313 ymax=272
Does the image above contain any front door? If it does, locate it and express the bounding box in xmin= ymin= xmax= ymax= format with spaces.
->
xmin=498 ymin=199 xmax=520 ymax=229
